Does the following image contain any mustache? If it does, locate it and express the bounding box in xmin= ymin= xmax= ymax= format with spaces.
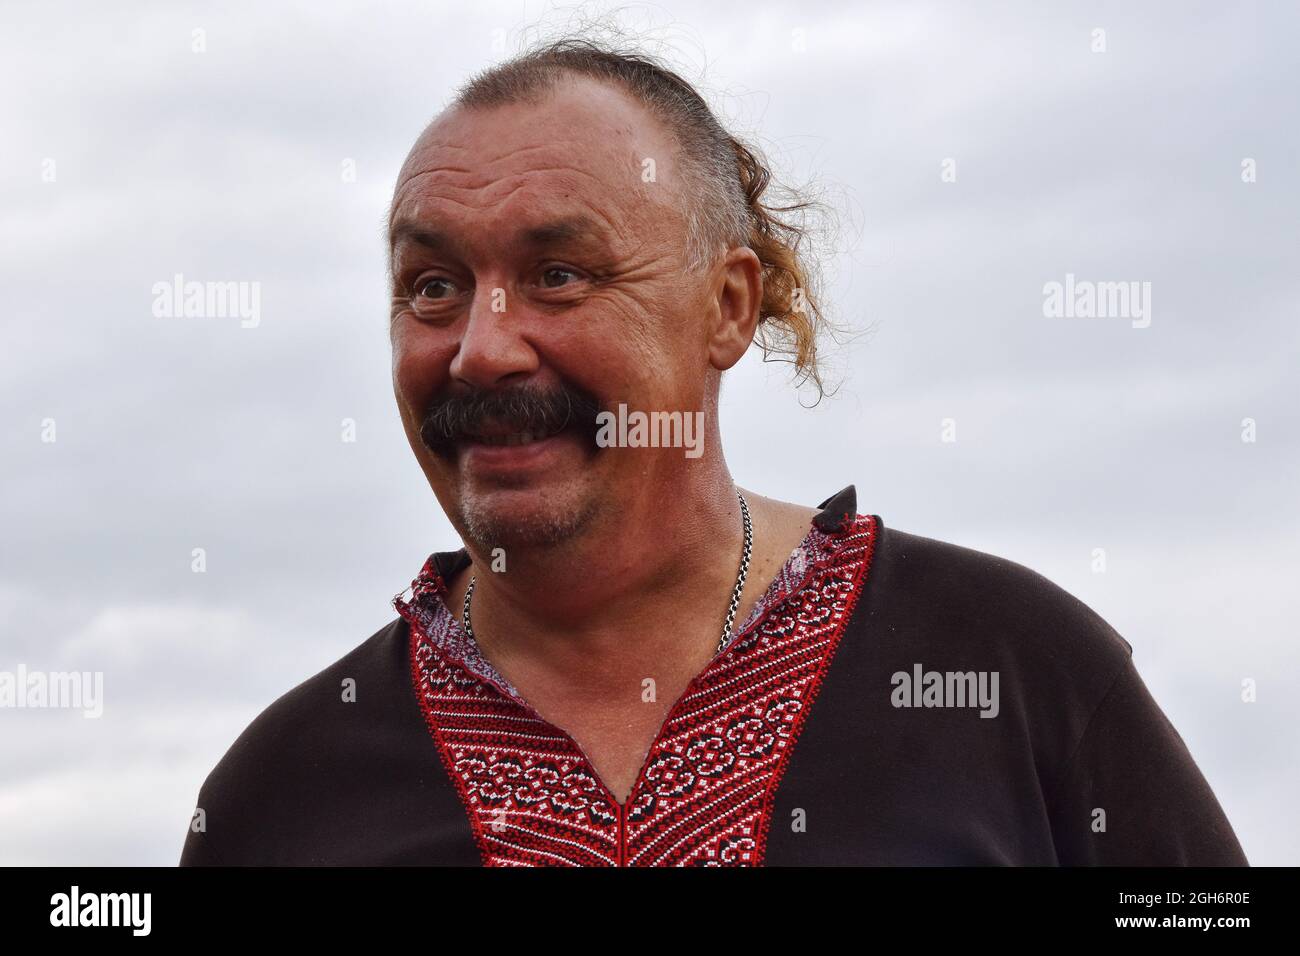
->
xmin=419 ymin=383 xmax=603 ymax=453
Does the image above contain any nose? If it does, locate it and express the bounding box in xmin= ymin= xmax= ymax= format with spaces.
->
xmin=448 ymin=283 xmax=539 ymax=389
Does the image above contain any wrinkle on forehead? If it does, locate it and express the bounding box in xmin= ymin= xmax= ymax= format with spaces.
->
xmin=387 ymin=81 xmax=682 ymax=242
xmin=389 ymin=169 xmax=635 ymax=256
xmin=390 ymin=142 xmax=636 ymax=232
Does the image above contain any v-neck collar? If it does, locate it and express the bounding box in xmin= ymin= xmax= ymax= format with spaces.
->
xmin=393 ymin=485 xmax=859 ymax=708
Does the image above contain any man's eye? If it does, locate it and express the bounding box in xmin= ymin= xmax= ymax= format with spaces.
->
xmin=414 ymin=276 xmax=457 ymax=300
xmin=540 ymin=267 xmax=580 ymax=289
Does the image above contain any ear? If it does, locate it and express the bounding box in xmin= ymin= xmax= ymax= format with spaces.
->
xmin=706 ymin=246 xmax=763 ymax=372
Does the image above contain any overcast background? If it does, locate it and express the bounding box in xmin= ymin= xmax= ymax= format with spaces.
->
xmin=2 ymin=0 xmax=1296 ymax=866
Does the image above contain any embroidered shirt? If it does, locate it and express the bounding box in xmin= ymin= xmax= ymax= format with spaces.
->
xmin=180 ymin=485 xmax=1247 ymax=866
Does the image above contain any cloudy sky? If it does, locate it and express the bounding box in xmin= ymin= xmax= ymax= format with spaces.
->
xmin=2 ymin=0 xmax=1296 ymax=865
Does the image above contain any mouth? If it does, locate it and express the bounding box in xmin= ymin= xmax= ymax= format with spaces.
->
xmin=420 ymin=385 xmax=605 ymax=467
xmin=451 ymin=421 xmax=597 ymax=473
xmin=461 ymin=428 xmax=565 ymax=448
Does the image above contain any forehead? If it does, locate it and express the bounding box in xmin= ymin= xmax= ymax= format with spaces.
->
xmin=389 ymin=77 xmax=681 ymax=247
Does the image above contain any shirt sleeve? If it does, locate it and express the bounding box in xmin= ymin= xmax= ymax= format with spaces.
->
xmin=1044 ymin=656 xmax=1248 ymax=865
xmin=179 ymin=824 xmax=227 ymax=866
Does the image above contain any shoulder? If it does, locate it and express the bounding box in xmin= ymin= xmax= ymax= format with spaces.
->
xmin=865 ymin=518 xmax=1131 ymax=651
xmin=181 ymin=617 xmax=415 ymax=863
xmin=209 ymin=616 xmax=409 ymax=771
xmin=852 ymin=517 xmax=1134 ymax=726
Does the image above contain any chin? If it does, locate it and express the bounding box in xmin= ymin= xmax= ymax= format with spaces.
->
xmin=456 ymin=485 xmax=601 ymax=552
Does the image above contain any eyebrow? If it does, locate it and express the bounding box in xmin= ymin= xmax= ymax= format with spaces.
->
xmin=389 ymin=215 xmax=611 ymax=255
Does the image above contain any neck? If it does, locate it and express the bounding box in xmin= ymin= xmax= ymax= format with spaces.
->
xmin=457 ymin=457 xmax=749 ymax=682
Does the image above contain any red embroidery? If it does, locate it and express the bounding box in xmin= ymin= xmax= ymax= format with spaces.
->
xmin=396 ymin=514 xmax=878 ymax=866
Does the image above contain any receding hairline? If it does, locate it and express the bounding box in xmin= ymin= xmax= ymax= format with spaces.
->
xmin=387 ymin=75 xmax=688 ymax=245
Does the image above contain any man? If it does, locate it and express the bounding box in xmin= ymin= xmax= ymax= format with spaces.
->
xmin=180 ymin=39 xmax=1246 ymax=866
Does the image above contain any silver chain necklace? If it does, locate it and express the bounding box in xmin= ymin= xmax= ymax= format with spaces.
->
xmin=462 ymin=489 xmax=753 ymax=658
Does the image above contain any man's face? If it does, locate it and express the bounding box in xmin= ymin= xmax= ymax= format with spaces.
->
xmin=388 ymin=76 xmax=716 ymax=552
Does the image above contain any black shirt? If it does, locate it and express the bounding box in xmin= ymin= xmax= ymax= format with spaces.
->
xmin=179 ymin=485 xmax=1247 ymax=866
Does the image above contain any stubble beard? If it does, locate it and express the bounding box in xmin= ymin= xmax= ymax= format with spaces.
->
xmin=455 ymin=481 xmax=606 ymax=554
